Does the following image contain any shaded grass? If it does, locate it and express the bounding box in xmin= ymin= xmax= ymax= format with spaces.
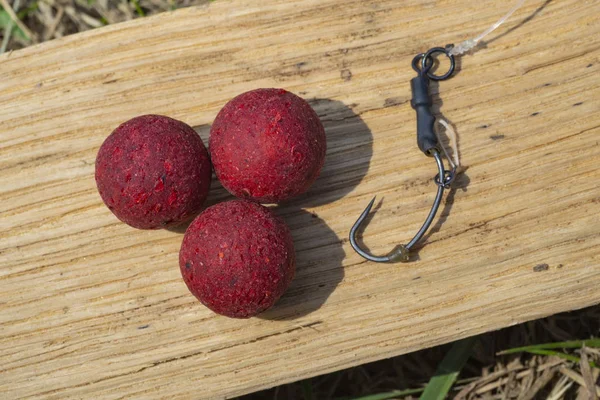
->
xmin=0 ymin=0 xmax=211 ymax=52
xmin=241 ymin=305 xmax=599 ymax=399
xmin=499 ymin=339 xmax=600 ymax=354
xmin=418 ymin=337 xmax=477 ymax=400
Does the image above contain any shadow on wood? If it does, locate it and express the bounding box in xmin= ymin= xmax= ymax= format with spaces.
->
xmin=420 ymin=169 xmax=470 ymax=249
xmin=479 ymin=0 xmax=554 ymax=50
xmin=284 ymin=98 xmax=374 ymax=208
xmin=259 ymin=209 xmax=345 ymax=320
xmin=172 ymin=99 xmax=369 ymax=318
xmin=259 ymin=99 xmax=372 ymax=318
xmin=170 ymin=99 xmax=373 ymax=233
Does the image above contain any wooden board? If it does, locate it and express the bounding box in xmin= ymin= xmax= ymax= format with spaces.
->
xmin=1 ymin=0 xmax=599 ymax=398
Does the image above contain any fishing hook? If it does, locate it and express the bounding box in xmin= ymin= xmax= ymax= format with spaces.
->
xmin=349 ymin=46 xmax=457 ymax=263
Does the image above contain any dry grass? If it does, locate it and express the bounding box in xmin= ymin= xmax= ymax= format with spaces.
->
xmin=241 ymin=305 xmax=600 ymax=399
xmin=0 ymin=0 xmax=209 ymax=52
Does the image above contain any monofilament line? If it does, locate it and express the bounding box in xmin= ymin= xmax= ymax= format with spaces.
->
xmin=449 ymin=0 xmax=527 ymax=56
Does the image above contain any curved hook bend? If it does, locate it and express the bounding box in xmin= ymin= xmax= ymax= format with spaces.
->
xmin=349 ymin=150 xmax=448 ymax=263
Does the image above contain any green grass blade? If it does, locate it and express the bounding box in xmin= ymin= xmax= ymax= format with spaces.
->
xmin=338 ymin=376 xmax=479 ymax=400
xmin=419 ymin=336 xmax=477 ymax=400
xmin=344 ymin=388 xmax=425 ymax=400
xmin=522 ymin=349 xmax=600 ymax=368
xmin=17 ymin=2 xmax=38 ymax=19
xmin=0 ymin=10 xmax=29 ymax=41
xmin=525 ymin=349 xmax=582 ymax=363
xmin=498 ymin=338 xmax=600 ymax=355
xmin=130 ymin=0 xmax=145 ymax=17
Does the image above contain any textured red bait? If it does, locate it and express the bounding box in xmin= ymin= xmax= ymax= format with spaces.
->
xmin=95 ymin=115 xmax=212 ymax=229
xmin=179 ymin=200 xmax=296 ymax=318
xmin=210 ymin=88 xmax=326 ymax=203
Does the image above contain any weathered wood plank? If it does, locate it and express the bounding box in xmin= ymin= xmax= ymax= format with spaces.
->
xmin=1 ymin=0 xmax=599 ymax=398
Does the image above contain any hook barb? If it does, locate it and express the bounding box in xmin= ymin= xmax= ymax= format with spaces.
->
xmin=349 ymin=196 xmax=396 ymax=263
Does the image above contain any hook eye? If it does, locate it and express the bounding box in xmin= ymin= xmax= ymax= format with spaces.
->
xmin=412 ymin=53 xmax=434 ymax=75
xmin=434 ymin=169 xmax=456 ymax=188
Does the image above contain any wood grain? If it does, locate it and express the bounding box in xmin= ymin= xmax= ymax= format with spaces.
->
xmin=1 ymin=0 xmax=599 ymax=398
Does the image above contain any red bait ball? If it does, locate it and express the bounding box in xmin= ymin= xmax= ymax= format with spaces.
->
xmin=179 ymin=200 xmax=295 ymax=318
xmin=95 ymin=115 xmax=212 ymax=229
xmin=210 ymin=88 xmax=326 ymax=203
